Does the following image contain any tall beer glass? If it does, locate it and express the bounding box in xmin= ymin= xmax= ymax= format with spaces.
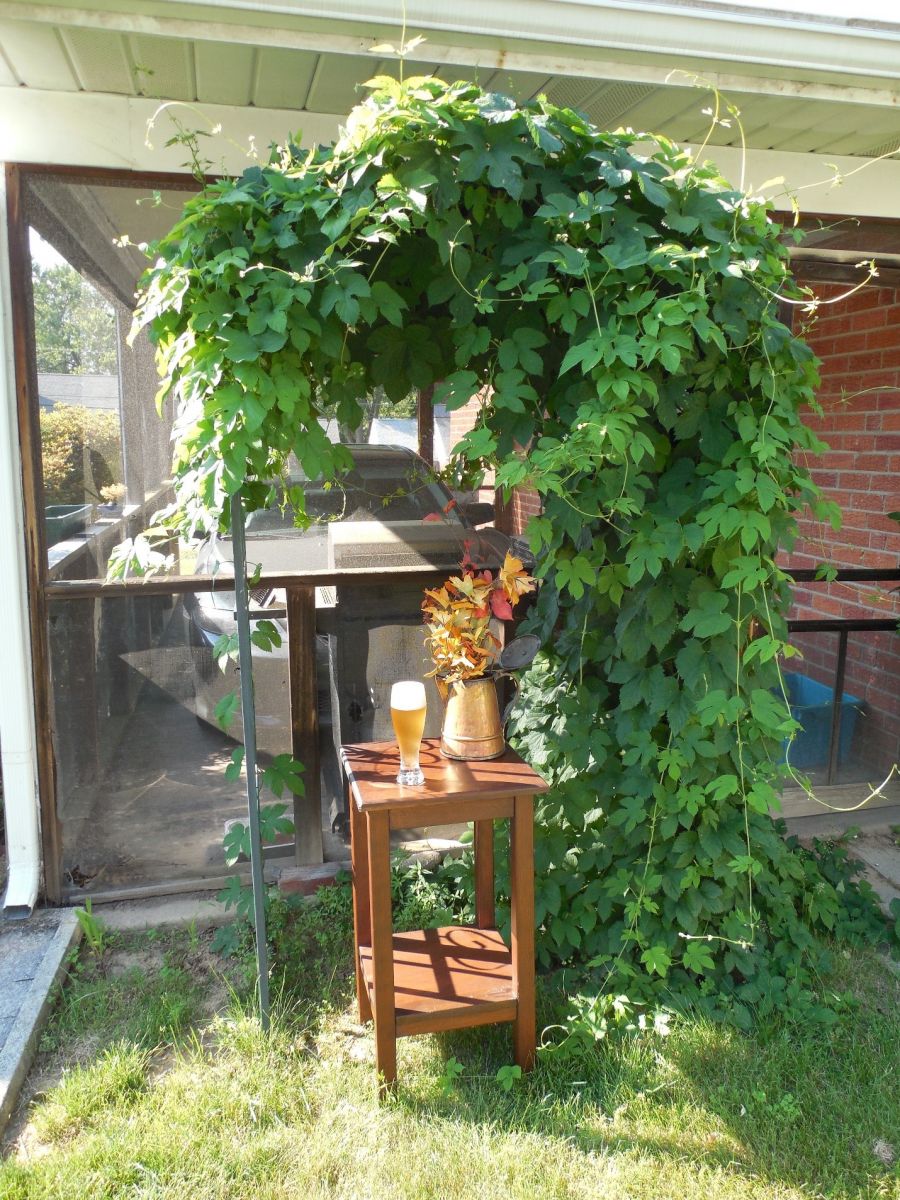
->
xmin=391 ymin=680 xmax=427 ymax=786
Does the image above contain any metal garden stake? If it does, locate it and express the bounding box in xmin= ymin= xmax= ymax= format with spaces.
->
xmin=229 ymin=490 xmax=271 ymax=1030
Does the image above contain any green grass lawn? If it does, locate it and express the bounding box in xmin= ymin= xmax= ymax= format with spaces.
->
xmin=1 ymin=887 xmax=897 ymax=1200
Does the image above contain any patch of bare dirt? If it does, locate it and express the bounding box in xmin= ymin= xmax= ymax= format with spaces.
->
xmin=1 ymin=924 xmax=241 ymax=1162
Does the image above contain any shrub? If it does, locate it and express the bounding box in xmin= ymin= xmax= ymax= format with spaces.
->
xmin=40 ymin=404 xmax=121 ymax=504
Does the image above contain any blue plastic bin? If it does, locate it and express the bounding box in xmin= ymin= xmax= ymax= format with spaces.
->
xmin=781 ymin=671 xmax=863 ymax=769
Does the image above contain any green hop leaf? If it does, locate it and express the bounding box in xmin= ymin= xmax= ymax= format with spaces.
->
xmin=640 ymin=945 xmax=672 ymax=978
xmin=682 ymin=938 xmax=716 ymax=974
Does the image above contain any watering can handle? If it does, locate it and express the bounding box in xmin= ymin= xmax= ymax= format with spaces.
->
xmin=500 ymin=673 xmax=521 ymax=730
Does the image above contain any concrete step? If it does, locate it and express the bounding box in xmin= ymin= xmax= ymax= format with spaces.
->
xmin=0 ymin=908 xmax=80 ymax=1134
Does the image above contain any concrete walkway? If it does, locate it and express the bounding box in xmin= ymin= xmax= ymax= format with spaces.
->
xmin=0 ymin=909 xmax=80 ymax=1134
xmin=851 ymin=830 xmax=900 ymax=911
xmin=785 ymin=803 xmax=900 ymax=912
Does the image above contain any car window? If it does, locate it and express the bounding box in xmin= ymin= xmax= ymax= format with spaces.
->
xmin=245 ymin=459 xmax=462 ymax=531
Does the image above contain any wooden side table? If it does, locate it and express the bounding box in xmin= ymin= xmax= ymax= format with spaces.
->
xmin=341 ymin=738 xmax=547 ymax=1092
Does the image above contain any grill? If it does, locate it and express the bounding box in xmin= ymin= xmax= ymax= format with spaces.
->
xmin=327 ymin=521 xmax=463 ymax=571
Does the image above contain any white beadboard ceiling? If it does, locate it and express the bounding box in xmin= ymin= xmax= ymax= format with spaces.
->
xmin=0 ymin=0 xmax=898 ymax=159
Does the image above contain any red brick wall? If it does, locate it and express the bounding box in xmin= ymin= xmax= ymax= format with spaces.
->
xmin=785 ymin=284 xmax=900 ymax=586
xmin=448 ymin=394 xmax=483 ymax=452
xmin=448 ymin=394 xmax=541 ymax=537
xmin=781 ymin=282 xmax=900 ymax=777
xmin=494 ymin=487 xmax=541 ymax=538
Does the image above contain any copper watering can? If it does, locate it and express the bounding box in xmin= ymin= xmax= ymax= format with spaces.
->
xmin=436 ymin=635 xmax=540 ymax=761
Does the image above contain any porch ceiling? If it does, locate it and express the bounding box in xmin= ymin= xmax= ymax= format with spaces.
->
xmin=0 ymin=0 xmax=898 ymax=159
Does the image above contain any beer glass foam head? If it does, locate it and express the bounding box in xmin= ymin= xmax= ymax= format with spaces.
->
xmin=391 ymin=681 xmax=426 ymax=711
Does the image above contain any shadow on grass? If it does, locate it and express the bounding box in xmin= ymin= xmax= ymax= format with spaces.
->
xmin=18 ymin=891 xmax=897 ymax=1200
xmin=261 ymin=879 xmax=899 ymax=1197
xmin=261 ymin=882 xmax=357 ymax=1029
xmin=385 ymin=953 xmax=900 ymax=1200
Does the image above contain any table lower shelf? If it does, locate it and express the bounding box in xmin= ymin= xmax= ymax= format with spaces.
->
xmin=358 ymin=925 xmax=518 ymax=1036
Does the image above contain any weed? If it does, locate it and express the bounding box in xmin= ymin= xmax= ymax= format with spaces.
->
xmin=74 ymin=897 xmax=109 ymax=958
xmin=495 ymin=1063 xmax=523 ymax=1092
xmin=39 ymin=938 xmax=204 ymax=1053
xmin=749 ymin=1088 xmax=803 ymax=1124
xmin=391 ymin=851 xmax=469 ymax=932
xmin=186 ymin=918 xmax=200 ymax=953
xmin=438 ymin=1055 xmax=465 ymax=1095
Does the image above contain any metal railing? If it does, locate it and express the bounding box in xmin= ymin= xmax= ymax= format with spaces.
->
xmin=785 ymin=568 xmax=900 ymax=786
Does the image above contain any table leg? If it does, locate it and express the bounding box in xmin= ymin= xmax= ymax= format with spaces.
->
xmin=473 ymin=819 xmax=495 ymax=928
xmin=366 ymin=811 xmax=397 ymax=1092
xmin=510 ymin=794 xmax=536 ymax=1071
xmin=349 ymin=784 xmax=372 ymax=1024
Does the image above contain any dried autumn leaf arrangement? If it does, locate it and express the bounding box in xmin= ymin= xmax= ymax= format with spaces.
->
xmin=422 ymin=546 xmax=535 ymax=683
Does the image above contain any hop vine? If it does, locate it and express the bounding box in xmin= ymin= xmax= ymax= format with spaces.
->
xmin=128 ymin=75 xmax=896 ymax=1032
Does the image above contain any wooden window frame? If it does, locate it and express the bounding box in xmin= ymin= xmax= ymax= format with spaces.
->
xmin=5 ymin=162 xmax=205 ymax=902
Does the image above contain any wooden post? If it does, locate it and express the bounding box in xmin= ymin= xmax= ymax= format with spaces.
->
xmin=286 ymin=584 xmax=324 ymax=865
xmin=474 ymin=819 xmax=495 ymax=928
xmin=6 ymin=164 xmax=63 ymax=903
xmin=417 ymin=384 xmax=435 ymax=466
xmin=510 ymin=793 xmax=536 ymax=1070
xmin=349 ymin=780 xmax=373 ymax=1024
xmin=366 ymin=811 xmax=397 ymax=1091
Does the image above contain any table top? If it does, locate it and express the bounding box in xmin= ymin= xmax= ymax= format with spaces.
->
xmin=340 ymin=739 xmax=548 ymax=812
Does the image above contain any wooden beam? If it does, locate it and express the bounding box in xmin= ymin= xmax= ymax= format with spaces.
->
xmin=473 ymin=818 xmax=495 ymax=929
xmin=5 ymin=164 xmax=63 ymax=904
xmin=286 ymin=585 xmax=323 ymax=866
xmin=45 ymin=562 xmax=453 ymax=600
xmin=44 ymin=561 xmax=900 ymax=602
xmin=417 ymin=384 xmax=435 ymax=467
xmin=2 ymin=161 xmax=210 ymax=187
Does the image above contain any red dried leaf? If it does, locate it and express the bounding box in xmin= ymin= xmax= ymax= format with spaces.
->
xmin=489 ymin=591 xmax=514 ymax=621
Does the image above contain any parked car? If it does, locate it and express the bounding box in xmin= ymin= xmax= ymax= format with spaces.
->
xmin=184 ymin=444 xmax=531 ymax=762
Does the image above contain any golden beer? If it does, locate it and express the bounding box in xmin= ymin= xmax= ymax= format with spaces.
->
xmin=391 ymin=681 xmax=426 ymax=785
xmin=391 ymin=704 xmax=426 ymax=761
